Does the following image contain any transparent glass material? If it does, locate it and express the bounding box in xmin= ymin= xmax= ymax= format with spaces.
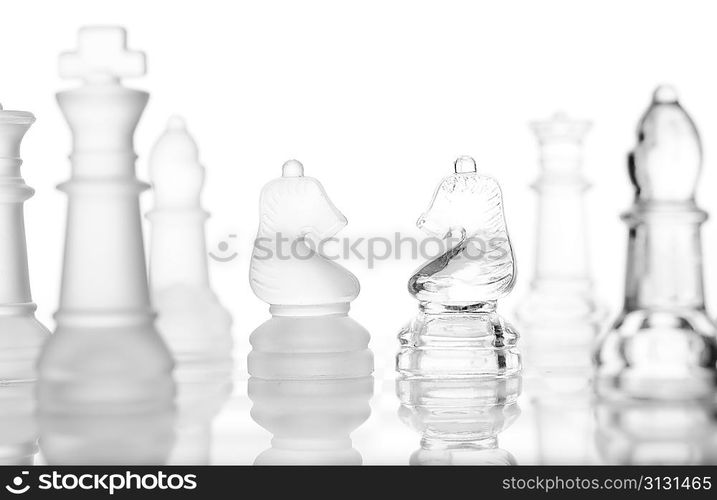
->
xmin=515 ymin=113 xmax=605 ymax=337
xmin=398 ymin=157 xmax=521 ymax=378
xmin=409 ymin=156 xmax=515 ymax=306
xmin=397 ymin=373 xmax=521 ymax=465
xmin=594 ymin=86 xmax=717 ymax=400
xmin=595 ymin=398 xmax=717 ymax=464
xmin=249 ymin=160 xmax=360 ymax=316
xmin=248 ymin=315 xmax=373 ymax=465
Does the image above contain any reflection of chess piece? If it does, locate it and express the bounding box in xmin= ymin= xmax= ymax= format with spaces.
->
xmin=0 ymin=383 xmax=38 ymax=464
xmin=531 ymin=373 xmax=595 ymax=464
xmin=169 ymin=366 xmax=232 ymax=464
xmin=595 ymin=398 xmax=717 ymax=464
xmin=397 ymin=374 xmax=521 ymax=465
xmin=249 ymin=160 xmax=360 ymax=316
xmin=37 ymin=27 xmax=173 ymax=404
xmin=0 ymin=105 xmax=49 ymax=381
xmin=148 ymin=117 xmax=233 ymax=373
xmin=248 ymin=316 xmax=373 ymax=465
xmin=516 ymin=114 xmax=605 ymax=375
xmin=398 ymin=156 xmax=520 ymax=377
xmin=38 ymin=361 xmax=175 ymax=465
xmin=595 ymin=87 xmax=717 ymax=400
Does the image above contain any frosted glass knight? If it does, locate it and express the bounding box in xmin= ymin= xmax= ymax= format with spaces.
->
xmin=397 ymin=156 xmax=520 ymax=378
xmin=248 ymin=161 xmax=373 ymax=464
xmin=0 ymin=105 xmax=49 ymax=381
xmin=250 ymin=159 xmax=360 ymax=315
xmin=37 ymin=26 xmax=174 ymax=412
xmin=594 ymin=86 xmax=717 ymax=399
xmin=148 ymin=117 xmax=233 ymax=375
xmin=516 ymin=113 xmax=605 ymax=374
xmin=248 ymin=159 xmax=371 ymax=374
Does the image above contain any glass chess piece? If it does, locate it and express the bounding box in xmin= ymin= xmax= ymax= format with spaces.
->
xmin=594 ymin=86 xmax=717 ymax=400
xmin=515 ymin=113 xmax=605 ymax=377
xmin=148 ymin=116 xmax=233 ymax=376
xmin=249 ymin=159 xmax=360 ymax=316
xmin=248 ymin=316 xmax=373 ymax=465
xmin=37 ymin=26 xmax=174 ymax=408
xmin=0 ymin=104 xmax=50 ymax=382
xmin=248 ymin=162 xmax=373 ymax=464
xmin=397 ymin=374 xmax=521 ymax=465
xmin=397 ymin=156 xmax=520 ymax=378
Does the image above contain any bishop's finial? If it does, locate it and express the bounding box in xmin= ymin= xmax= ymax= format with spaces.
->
xmin=282 ymin=159 xmax=305 ymax=177
xmin=149 ymin=116 xmax=204 ymax=209
xmin=454 ymin=156 xmax=477 ymax=174
xmin=630 ymin=85 xmax=702 ymax=203
xmin=59 ymin=26 xmax=146 ymax=84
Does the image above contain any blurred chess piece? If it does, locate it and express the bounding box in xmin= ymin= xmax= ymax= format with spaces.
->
xmin=0 ymin=105 xmax=49 ymax=381
xmin=249 ymin=160 xmax=360 ymax=315
xmin=595 ymin=398 xmax=717 ymax=464
xmin=37 ymin=362 xmax=176 ymax=464
xmin=398 ymin=156 xmax=520 ymax=378
xmin=397 ymin=374 xmax=521 ymax=465
xmin=148 ymin=117 xmax=233 ymax=375
xmin=37 ymin=26 xmax=174 ymax=406
xmin=248 ymin=315 xmax=373 ymax=464
xmin=0 ymin=383 xmax=39 ymax=464
xmin=516 ymin=113 xmax=605 ymax=376
xmin=594 ymin=86 xmax=717 ymax=400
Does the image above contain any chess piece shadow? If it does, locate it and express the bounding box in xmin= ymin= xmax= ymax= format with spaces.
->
xmin=515 ymin=113 xmax=605 ymax=370
xmin=148 ymin=117 xmax=233 ymax=375
xmin=0 ymin=383 xmax=39 ymax=464
xmin=595 ymin=86 xmax=717 ymax=400
xmin=595 ymin=397 xmax=717 ymax=464
xmin=248 ymin=315 xmax=373 ymax=465
xmin=249 ymin=160 xmax=360 ymax=315
xmin=37 ymin=27 xmax=174 ymax=404
xmin=398 ymin=156 xmax=520 ymax=378
xmin=0 ymin=106 xmax=50 ymax=382
xmin=397 ymin=371 xmax=521 ymax=465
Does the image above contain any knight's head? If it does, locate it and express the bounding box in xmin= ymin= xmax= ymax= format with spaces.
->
xmin=258 ymin=160 xmax=347 ymax=239
xmin=417 ymin=156 xmax=506 ymax=239
xmin=630 ymin=85 xmax=702 ymax=203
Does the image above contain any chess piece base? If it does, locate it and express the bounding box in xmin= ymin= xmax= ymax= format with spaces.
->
xmin=37 ymin=323 xmax=174 ymax=411
xmin=0 ymin=312 xmax=50 ymax=382
xmin=595 ymin=310 xmax=717 ymax=400
xmin=397 ymin=309 xmax=521 ymax=378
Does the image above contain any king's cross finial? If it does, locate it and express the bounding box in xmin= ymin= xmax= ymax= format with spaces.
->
xmin=59 ymin=26 xmax=146 ymax=83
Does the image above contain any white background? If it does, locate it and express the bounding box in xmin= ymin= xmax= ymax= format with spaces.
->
xmin=4 ymin=0 xmax=717 ymax=379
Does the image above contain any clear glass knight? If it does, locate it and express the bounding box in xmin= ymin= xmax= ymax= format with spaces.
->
xmin=594 ymin=86 xmax=717 ymax=399
xmin=397 ymin=156 xmax=521 ymax=378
